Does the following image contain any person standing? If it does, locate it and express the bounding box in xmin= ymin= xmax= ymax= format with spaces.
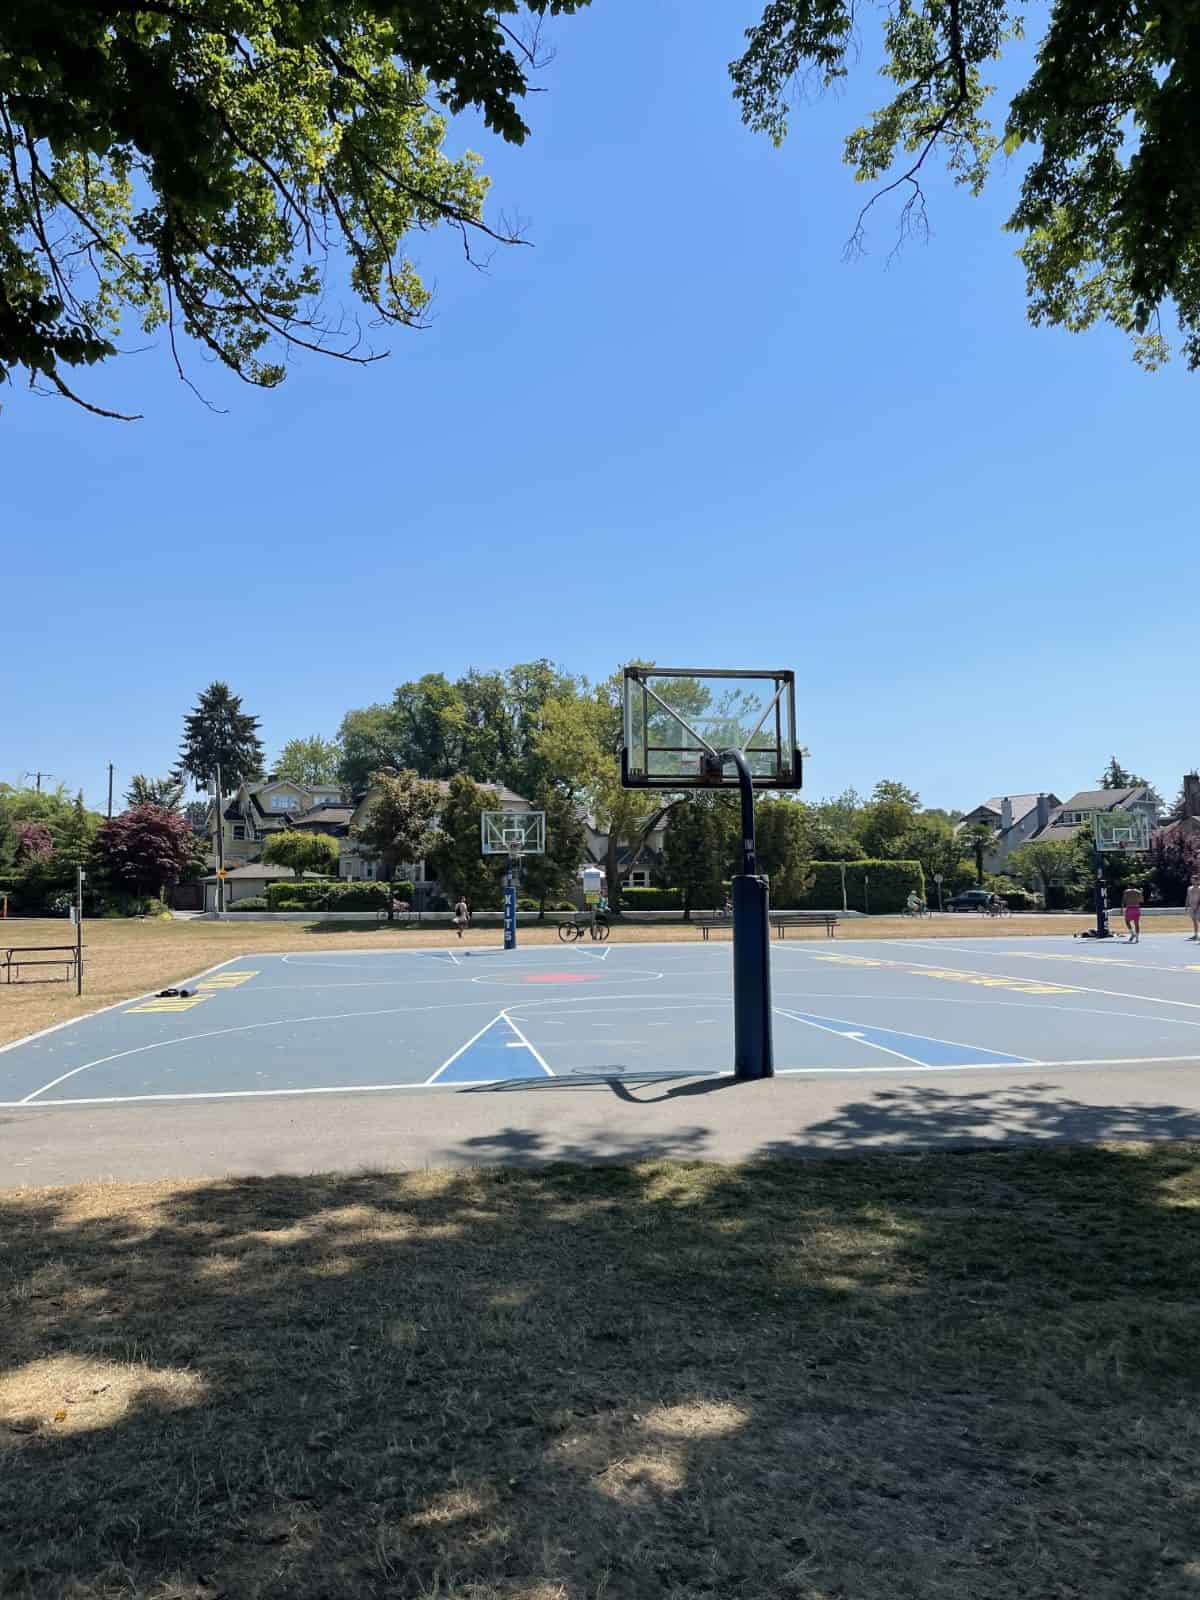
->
xmin=1186 ymin=872 xmax=1200 ymax=941
xmin=1121 ymin=883 xmax=1143 ymax=943
xmin=453 ymin=895 xmax=470 ymax=940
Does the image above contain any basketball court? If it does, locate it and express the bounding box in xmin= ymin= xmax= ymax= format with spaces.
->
xmin=3 ymin=934 xmax=1199 ymax=1110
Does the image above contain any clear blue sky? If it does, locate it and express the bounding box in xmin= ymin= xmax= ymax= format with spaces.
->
xmin=3 ymin=0 xmax=1195 ymax=815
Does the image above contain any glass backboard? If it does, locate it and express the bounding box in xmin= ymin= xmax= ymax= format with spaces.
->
xmin=621 ymin=667 xmax=802 ymax=789
xmin=1093 ymin=811 xmax=1151 ymax=852
xmin=481 ymin=810 xmax=546 ymax=856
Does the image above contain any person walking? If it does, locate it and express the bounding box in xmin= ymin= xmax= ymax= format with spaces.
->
xmin=453 ymin=895 xmax=470 ymax=940
xmin=1121 ymin=883 xmax=1143 ymax=943
xmin=1186 ymin=872 xmax=1200 ymax=941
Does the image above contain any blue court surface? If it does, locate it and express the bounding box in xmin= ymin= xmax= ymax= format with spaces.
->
xmin=3 ymin=935 xmax=1200 ymax=1108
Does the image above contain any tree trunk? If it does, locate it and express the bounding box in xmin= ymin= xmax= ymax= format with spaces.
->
xmin=605 ymin=832 xmax=623 ymax=912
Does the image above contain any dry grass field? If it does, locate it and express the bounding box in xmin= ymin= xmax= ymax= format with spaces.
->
xmin=2 ymin=1147 xmax=1198 ymax=1599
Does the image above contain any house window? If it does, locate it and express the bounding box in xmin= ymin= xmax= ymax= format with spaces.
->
xmin=232 ymin=824 xmax=246 ymax=841
xmin=625 ymin=869 xmax=651 ymax=889
xmin=269 ymin=794 xmax=298 ymax=811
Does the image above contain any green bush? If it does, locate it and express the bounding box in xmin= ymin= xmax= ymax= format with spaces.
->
xmin=265 ymin=880 xmax=333 ymax=911
xmin=326 ymin=881 xmax=389 ymax=911
xmin=1002 ymin=889 xmax=1040 ymax=911
xmin=516 ymin=897 xmax=539 ymax=911
xmin=230 ymin=896 xmax=268 ymax=911
xmin=785 ymin=860 xmax=924 ymax=914
xmin=389 ymin=879 xmax=416 ymax=902
xmin=553 ymin=901 xmax=577 ymax=912
xmin=619 ymin=886 xmax=683 ymax=910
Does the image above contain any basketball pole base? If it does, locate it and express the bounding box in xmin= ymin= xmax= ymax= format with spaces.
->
xmin=732 ymin=874 xmax=774 ymax=1080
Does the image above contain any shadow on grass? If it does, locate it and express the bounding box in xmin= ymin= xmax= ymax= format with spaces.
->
xmin=2 ymin=1123 xmax=1199 ymax=1599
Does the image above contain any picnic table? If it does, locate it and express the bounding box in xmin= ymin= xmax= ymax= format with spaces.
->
xmin=2 ymin=943 xmax=84 ymax=982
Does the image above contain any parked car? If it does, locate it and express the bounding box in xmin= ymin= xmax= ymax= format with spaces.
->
xmin=946 ymin=889 xmax=993 ymax=912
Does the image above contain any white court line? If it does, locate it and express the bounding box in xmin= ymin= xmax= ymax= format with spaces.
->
xmin=425 ymin=1013 xmax=510 ymax=1085
xmin=878 ymin=940 xmax=1200 ymax=977
xmin=572 ymin=944 xmax=611 ymax=962
xmin=499 ymin=1009 xmax=555 ymax=1076
xmin=774 ymin=1006 xmax=1033 ymax=1068
xmin=9 ymin=1053 xmax=1200 ymax=1109
xmin=774 ymin=1008 xmax=929 ymax=1067
xmin=0 ymin=955 xmax=243 ymax=1057
xmin=782 ymin=941 xmax=1200 ymax=1017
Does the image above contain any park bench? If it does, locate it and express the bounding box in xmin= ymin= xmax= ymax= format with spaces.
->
xmin=771 ymin=912 xmax=839 ymax=939
xmin=2 ymin=944 xmax=83 ymax=983
xmin=696 ymin=912 xmax=839 ymax=941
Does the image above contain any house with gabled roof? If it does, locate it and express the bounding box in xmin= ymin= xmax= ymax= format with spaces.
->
xmin=957 ymin=793 xmax=1060 ymax=873
xmin=202 ymin=775 xmax=346 ymax=867
xmin=1028 ymin=785 xmax=1159 ymax=846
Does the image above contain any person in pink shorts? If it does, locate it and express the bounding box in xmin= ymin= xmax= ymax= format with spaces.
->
xmin=1122 ymin=885 xmax=1143 ymax=943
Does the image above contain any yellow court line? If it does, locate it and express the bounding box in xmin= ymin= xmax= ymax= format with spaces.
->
xmin=812 ymin=952 xmax=1078 ymax=996
xmin=196 ymin=970 xmax=258 ymax=988
xmin=126 ymin=996 xmax=213 ymax=1014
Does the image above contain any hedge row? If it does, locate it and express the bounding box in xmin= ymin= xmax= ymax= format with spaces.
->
xmin=266 ymin=880 xmax=390 ymax=911
xmin=619 ymin=868 xmax=926 ymax=915
xmin=619 ymin=887 xmax=683 ymax=910
xmin=784 ymin=860 xmax=924 ymax=914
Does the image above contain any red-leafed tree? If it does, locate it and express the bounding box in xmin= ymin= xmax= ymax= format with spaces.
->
xmin=1149 ymin=827 xmax=1200 ymax=906
xmin=93 ymin=804 xmax=196 ymax=899
xmin=14 ymin=822 xmax=55 ymax=864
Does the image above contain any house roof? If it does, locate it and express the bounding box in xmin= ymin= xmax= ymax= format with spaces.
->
xmin=292 ymin=805 xmax=354 ymax=827
xmin=1030 ymin=786 xmax=1152 ymax=843
xmin=980 ymin=794 xmax=1043 ymax=822
xmin=1055 ymin=786 xmax=1149 ymax=813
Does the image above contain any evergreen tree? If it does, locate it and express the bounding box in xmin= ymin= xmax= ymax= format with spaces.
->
xmin=177 ymin=682 xmax=265 ymax=792
xmin=126 ymin=774 xmax=186 ymax=811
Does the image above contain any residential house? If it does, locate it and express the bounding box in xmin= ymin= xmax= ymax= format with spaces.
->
xmin=203 ymin=776 xmax=346 ymax=867
xmin=957 ymin=793 xmax=1061 ymax=873
xmin=1028 ymin=786 xmax=1159 ymax=846
xmin=579 ymin=808 xmax=669 ymax=890
xmin=334 ymin=780 xmax=535 ymax=896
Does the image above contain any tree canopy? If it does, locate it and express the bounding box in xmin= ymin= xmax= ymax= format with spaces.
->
xmin=351 ymin=768 xmax=440 ymax=884
xmin=273 ymin=737 xmax=341 ymax=788
xmin=125 ymin=773 xmax=186 ymax=812
xmin=261 ymin=829 xmax=339 ymax=878
xmin=0 ymin=1 xmax=590 ymax=417
xmin=732 ymin=0 xmax=1200 ymax=369
xmin=177 ymin=681 xmax=265 ymax=792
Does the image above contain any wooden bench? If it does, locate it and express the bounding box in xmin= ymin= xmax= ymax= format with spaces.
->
xmin=697 ymin=913 xmax=840 ymax=941
xmin=772 ymin=912 xmax=839 ymax=939
xmin=2 ymin=944 xmax=83 ymax=983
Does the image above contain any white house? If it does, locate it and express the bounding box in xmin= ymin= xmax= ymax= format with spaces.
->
xmin=957 ymin=794 xmax=1060 ymax=873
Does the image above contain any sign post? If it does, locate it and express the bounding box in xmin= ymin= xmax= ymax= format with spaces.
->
xmin=75 ymin=867 xmax=84 ymax=996
xmin=933 ymin=871 xmax=944 ymax=914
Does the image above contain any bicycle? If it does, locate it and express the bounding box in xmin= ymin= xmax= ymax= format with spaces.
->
xmin=557 ymin=913 xmax=610 ymax=942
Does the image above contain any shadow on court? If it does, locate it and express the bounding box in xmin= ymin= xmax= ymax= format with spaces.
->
xmin=3 ymin=1133 xmax=1199 ymax=1600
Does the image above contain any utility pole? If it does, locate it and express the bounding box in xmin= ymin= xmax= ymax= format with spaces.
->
xmin=25 ymin=770 xmax=53 ymax=793
xmin=214 ymin=763 xmax=226 ymax=916
xmin=107 ymin=763 xmax=114 ymax=819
